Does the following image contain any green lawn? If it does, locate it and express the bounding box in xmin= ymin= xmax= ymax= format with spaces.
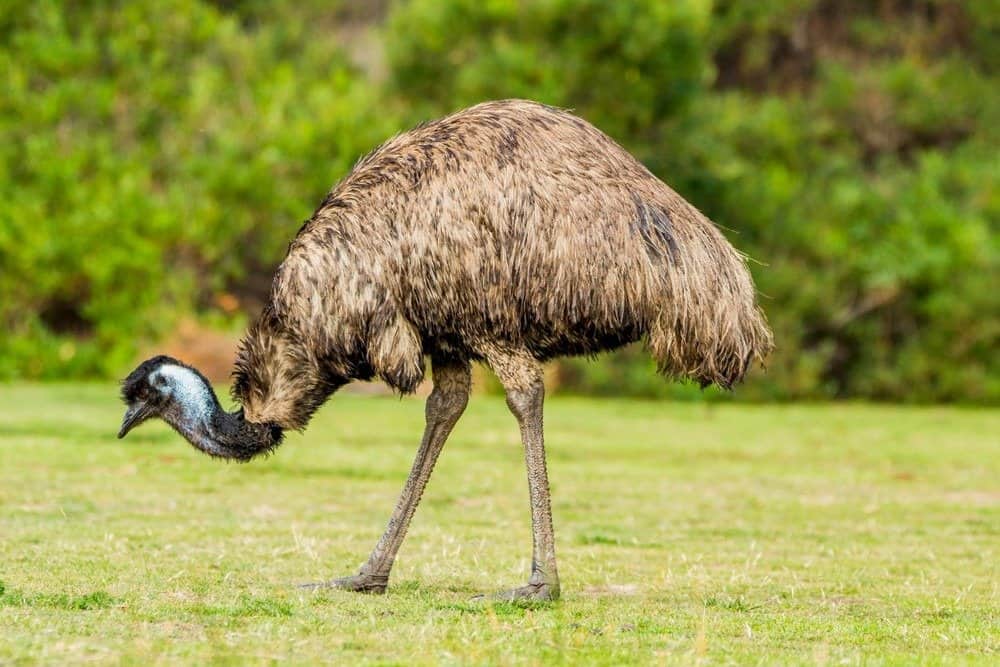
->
xmin=0 ymin=384 xmax=997 ymax=665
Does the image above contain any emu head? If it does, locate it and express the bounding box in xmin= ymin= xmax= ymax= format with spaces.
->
xmin=119 ymin=355 xmax=217 ymax=440
xmin=118 ymin=355 xmax=281 ymax=461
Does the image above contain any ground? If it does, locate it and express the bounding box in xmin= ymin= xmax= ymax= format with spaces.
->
xmin=1 ymin=384 xmax=997 ymax=665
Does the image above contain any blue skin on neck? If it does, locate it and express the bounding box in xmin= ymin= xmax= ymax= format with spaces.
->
xmin=152 ymin=364 xmax=215 ymax=426
xmin=150 ymin=364 xmax=233 ymax=457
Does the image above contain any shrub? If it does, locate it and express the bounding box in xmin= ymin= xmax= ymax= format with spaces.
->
xmin=0 ymin=0 xmax=395 ymax=377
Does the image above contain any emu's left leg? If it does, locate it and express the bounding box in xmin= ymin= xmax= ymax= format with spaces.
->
xmin=301 ymin=356 xmax=470 ymax=593
xmin=483 ymin=349 xmax=560 ymax=601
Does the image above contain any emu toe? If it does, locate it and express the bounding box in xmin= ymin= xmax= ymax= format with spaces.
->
xmin=298 ymin=573 xmax=388 ymax=594
xmin=474 ymin=581 xmax=560 ymax=602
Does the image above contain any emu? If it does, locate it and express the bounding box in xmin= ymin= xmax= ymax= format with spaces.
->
xmin=118 ymin=99 xmax=772 ymax=600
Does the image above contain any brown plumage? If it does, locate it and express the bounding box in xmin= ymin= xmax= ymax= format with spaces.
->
xmin=119 ymin=99 xmax=772 ymax=600
xmin=234 ymin=99 xmax=772 ymax=430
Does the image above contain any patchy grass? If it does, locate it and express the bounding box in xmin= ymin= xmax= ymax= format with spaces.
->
xmin=0 ymin=383 xmax=997 ymax=664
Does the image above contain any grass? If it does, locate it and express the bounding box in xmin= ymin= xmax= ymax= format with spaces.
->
xmin=0 ymin=383 xmax=997 ymax=665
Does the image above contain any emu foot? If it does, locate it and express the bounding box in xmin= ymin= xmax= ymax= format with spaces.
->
xmin=474 ymin=581 xmax=560 ymax=602
xmin=298 ymin=573 xmax=388 ymax=594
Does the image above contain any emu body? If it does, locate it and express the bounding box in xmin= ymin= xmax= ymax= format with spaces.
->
xmin=119 ymin=100 xmax=772 ymax=600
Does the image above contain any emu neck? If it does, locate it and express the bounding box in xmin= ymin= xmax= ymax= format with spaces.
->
xmin=160 ymin=368 xmax=282 ymax=462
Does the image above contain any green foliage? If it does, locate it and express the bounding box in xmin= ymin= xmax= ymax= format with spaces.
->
xmin=1 ymin=0 xmax=996 ymax=401
xmin=0 ymin=0 xmax=393 ymax=377
xmin=386 ymin=0 xmax=712 ymax=139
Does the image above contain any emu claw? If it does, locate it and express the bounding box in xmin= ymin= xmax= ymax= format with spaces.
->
xmin=298 ymin=573 xmax=387 ymax=594
xmin=472 ymin=581 xmax=559 ymax=602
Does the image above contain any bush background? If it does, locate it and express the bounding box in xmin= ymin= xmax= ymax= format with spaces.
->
xmin=1 ymin=0 xmax=997 ymax=402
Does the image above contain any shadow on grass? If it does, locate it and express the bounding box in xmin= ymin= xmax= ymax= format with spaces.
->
xmin=577 ymin=533 xmax=663 ymax=548
xmin=0 ymin=581 xmax=118 ymax=611
xmin=703 ymin=595 xmax=763 ymax=613
xmin=187 ymin=593 xmax=294 ymax=618
xmin=435 ymin=600 xmax=558 ymax=617
xmin=303 ymin=579 xmax=559 ymax=616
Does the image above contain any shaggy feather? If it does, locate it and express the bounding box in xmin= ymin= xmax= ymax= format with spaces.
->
xmin=232 ymin=99 xmax=773 ymax=429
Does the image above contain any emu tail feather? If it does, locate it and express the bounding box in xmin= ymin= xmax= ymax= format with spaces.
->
xmin=646 ymin=219 xmax=773 ymax=389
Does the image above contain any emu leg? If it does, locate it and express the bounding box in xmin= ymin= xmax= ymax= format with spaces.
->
xmin=301 ymin=357 xmax=470 ymax=593
xmin=482 ymin=350 xmax=560 ymax=601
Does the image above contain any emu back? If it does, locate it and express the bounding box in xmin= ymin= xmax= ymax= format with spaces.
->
xmin=235 ymin=99 xmax=772 ymax=430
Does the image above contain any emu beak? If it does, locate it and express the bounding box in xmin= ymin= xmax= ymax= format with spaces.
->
xmin=118 ymin=402 xmax=151 ymax=439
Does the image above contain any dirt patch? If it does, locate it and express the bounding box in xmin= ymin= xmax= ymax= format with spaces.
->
xmin=151 ymin=319 xmax=239 ymax=383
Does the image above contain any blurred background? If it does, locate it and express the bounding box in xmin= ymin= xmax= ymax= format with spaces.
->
xmin=1 ymin=0 xmax=996 ymax=402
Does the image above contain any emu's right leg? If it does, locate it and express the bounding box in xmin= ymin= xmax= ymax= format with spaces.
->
xmin=301 ymin=356 xmax=470 ymax=593
xmin=480 ymin=348 xmax=560 ymax=601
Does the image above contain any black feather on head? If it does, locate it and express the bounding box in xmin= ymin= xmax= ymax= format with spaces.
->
xmin=120 ymin=355 xmax=214 ymax=404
